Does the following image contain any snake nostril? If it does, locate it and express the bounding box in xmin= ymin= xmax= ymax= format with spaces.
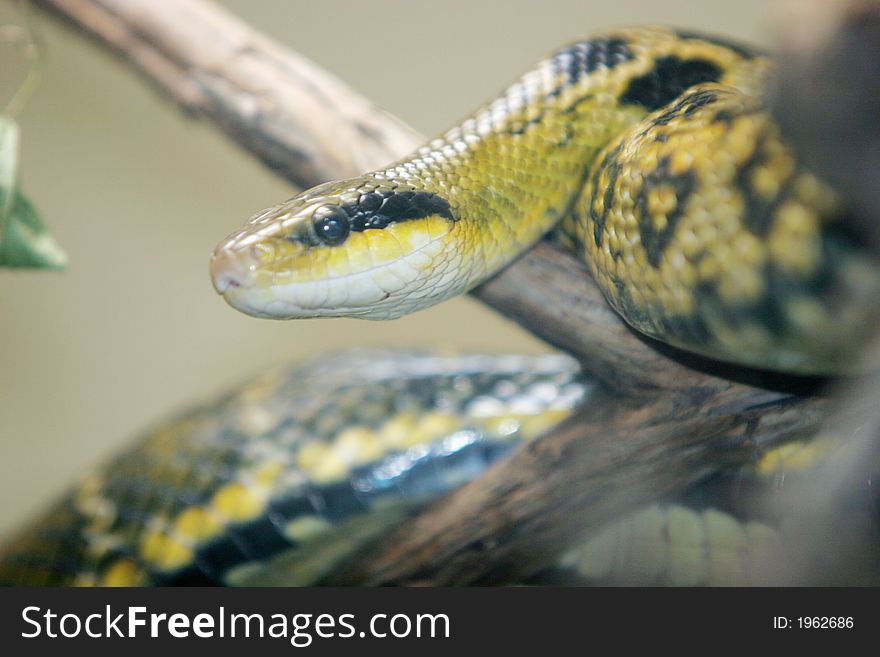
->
xmin=210 ymin=247 xmax=250 ymax=295
xmin=215 ymin=274 xmax=240 ymax=293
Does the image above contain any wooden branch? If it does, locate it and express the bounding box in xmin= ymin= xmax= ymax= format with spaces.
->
xmin=29 ymin=0 xmax=877 ymax=585
xmin=31 ymin=0 xmax=423 ymax=189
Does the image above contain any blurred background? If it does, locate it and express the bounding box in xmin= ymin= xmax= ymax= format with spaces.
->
xmin=0 ymin=0 xmax=770 ymax=536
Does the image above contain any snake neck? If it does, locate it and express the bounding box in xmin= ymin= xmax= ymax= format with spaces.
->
xmin=359 ymin=28 xmax=768 ymax=297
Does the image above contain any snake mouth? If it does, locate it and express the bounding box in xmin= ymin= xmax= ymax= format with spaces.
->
xmin=210 ymin=219 xmax=461 ymax=320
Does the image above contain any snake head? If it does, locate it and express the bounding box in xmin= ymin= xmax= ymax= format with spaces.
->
xmin=210 ymin=177 xmax=461 ymax=319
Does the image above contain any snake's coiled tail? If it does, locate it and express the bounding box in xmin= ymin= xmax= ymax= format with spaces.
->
xmin=0 ymin=352 xmax=589 ymax=586
xmin=211 ymin=27 xmax=880 ymax=374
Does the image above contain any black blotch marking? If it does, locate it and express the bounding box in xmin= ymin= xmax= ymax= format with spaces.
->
xmin=796 ymin=209 xmax=874 ymax=309
xmin=694 ymin=280 xmax=788 ymax=340
xmin=291 ymin=191 xmax=455 ymax=246
xmin=561 ymin=93 xmax=595 ymax=115
xmin=546 ymin=36 xmax=635 ymax=99
xmin=607 ymin=277 xmax=714 ymax=354
xmin=344 ymin=190 xmax=455 ymax=233
xmin=677 ymin=208 xmax=868 ymax=361
xmin=611 ymin=278 xmax=655 ymax=331
xmin=228 ymin=515 xmax=293 ymax=561
xmin=610 ymin=276 xmax=714 ymax=351
xmin=588 ymin=141 xmax=625 ymax=250
xmin=621 ymin=56 xmax=723 ymax=112
xmin=820 ymin=210 xmax=867 ymax=261
xmin=734 ymin=130 xmax=794 ymax=237
xmin=193 ymin=535 xmax=249 ymax=580
xmin=507 ymin=109 xmax=549 ymax=136
xmin=704 ymin=208 xmax=880 ymax=373
xmin=191 ymin=509 xmax=304 ymax=580
xmin=689 ymin=226 xmax=848 ymax=347
xmin=267 ymin=494 xmax=317 ymax=523
xmin=317 ymin=481 xmax=368 ymax=521
xmin=358 ymin=191 xmax=383 ymax=212
xmin=673 ymin=29 xmax=761 ymax=60
xmin=633 ymin=156 xmax=697 ymax=267
xmin=608 ymin=283 xmax=828 ymax=392
xmin=648 ymin=87 xmax=721 ymax=128
xmin=713 ymin=108 xmax=737 ymax=124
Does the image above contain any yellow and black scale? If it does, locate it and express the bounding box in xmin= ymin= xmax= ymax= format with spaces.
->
xmin=3 ymin=28 xmax=880 ymax=585
xmin=0 ymin=352 xmax=591 ymax=586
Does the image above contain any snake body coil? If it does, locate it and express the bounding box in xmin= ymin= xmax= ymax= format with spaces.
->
xmin=0 ymin=352 xmax=589 ymax=586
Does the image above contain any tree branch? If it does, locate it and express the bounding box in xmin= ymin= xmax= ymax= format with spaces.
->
xmin=31 ymin=0 xmax=423 ymax=188
xmin=29 ymin=0 xmax=877 ymax=585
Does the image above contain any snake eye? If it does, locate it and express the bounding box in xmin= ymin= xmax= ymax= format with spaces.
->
xmin=313 ymin=206 xmax=351 ymax=245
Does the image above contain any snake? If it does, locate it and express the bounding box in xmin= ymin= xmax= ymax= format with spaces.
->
xmin=3 ymin=27 xmax=880 ymax=586
xmin=209 ymin=26 xmax=880 ymax=375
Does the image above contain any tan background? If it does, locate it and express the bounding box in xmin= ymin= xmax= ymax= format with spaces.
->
xmin=0 ymin=0 xmax=770 ymax=535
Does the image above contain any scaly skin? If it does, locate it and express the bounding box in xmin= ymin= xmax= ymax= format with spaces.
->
xmin=211 ymin=26 xmax=880 ymax=373
xmin=0 ymin=352 xmax=588 ymax=586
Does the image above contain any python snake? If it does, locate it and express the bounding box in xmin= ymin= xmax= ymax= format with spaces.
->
xmin=2 ymin=27 xmax=879 ymax=586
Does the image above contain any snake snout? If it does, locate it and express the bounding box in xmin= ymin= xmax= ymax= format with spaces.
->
xmin=210 ymin=245 xmax=259 ymax=295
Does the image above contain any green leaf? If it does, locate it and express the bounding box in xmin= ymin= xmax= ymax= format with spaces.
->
xmin=0 ymin=115 xmax=67 ymax=270
xmin=0 ymin=189 xmax=68 ymax=269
